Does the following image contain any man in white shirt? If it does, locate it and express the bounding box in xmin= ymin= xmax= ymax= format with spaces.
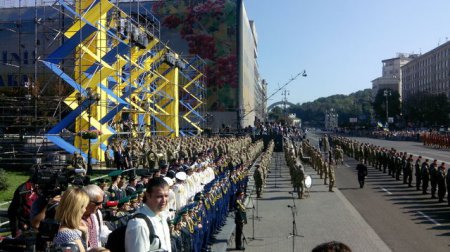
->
xmin=125 ymin=177 xmax=172 ymax=252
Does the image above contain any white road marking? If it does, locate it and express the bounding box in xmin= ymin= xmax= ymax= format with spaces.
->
xmin=418 ymin=211 xmax=441 ymax=226
xmin=344 ymin=163 xmax=350 ymax=168
xmin=380 ymin=187 xmax=392 ymax=195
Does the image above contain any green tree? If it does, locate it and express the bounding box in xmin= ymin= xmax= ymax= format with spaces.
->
xmin=403 ymin=93 xmax=450 ymax=127
xmin=289 ymin=89 xmax=373 ymax=128
xmin=372 ymin=89 xmax=401 ymax=123
xmin=0 ymin=169 xmax=8 ymax=192
xmin=268 ymin=106 xmax=284 ymax=122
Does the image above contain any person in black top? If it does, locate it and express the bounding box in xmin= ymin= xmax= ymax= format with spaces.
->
xmin=234 ymin=190 xmax=247 ymax=250
xmin=356 ymin=162 xmax=368 ymax=188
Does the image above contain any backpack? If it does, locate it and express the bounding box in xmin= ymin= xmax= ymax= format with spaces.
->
xmin=105 ymin=213 xmax=160 ymax=252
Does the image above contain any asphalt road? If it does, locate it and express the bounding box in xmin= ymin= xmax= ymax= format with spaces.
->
xmin=308 ymin=133 xmax=450 ymax=252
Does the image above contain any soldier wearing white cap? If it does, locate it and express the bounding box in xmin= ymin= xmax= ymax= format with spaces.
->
xmin=173 ymin=172 xmax=188 ymax=210
xmin=184 ymin=166 xmax=196 ymax=201
xmin=163 ymin=176 xmax=177 ymax=219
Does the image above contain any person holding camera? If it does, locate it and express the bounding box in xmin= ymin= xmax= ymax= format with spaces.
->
xmin=7 ymin=177 xmax=38 ymax=238
xmin=53 ymin=187 xmax=90 ymax=252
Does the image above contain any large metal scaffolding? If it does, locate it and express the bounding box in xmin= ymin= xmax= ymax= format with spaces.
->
xmin=0 ymin=0 xmax=206 ymax=164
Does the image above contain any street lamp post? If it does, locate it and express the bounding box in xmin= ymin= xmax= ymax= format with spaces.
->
xmin=384 ymin=89 xmax=391 ymax=128
xmin=87 ymin=88 xmax=100 ymax=175
xmin=76 ymin=87 xmax=100 ymax=175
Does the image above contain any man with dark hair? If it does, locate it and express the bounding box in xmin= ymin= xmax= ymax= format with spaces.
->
xmin=7 ymin=177 xmax=38 ymax=237
xmin=415 ymin=156 xmax=422 ymax=191
xmin=125 ymin=177 xmax=171 ymax=252
xmin=429 ymin=159 xmax=439 ymax=199
xmin=437 ymin=163 xmax=446 ymax=203
xmin=356 ymin=162 xmax=368 ymax=188
xmin=312 ymin=241 xmax=352 ymax=252
xmin=421 ymin=159 xmax=430 ymax=194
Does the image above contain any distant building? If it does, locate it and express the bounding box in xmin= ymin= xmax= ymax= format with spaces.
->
xmin=402 ymin=41 xmax=450 ymax=101
xmin=325 ymin=108 xmax=338 ymax=130
xmin=372 ymin=53 xmax=418 ymax=100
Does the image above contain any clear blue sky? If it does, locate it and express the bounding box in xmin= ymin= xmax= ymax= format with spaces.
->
xmin=244 ymin=0 xmax=450 ymax=105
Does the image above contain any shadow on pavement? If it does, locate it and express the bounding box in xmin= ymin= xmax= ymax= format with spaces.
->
xmin=350 ymin=159 xmax=450 ymax=237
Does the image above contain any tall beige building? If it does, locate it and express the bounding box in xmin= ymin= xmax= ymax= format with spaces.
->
xmin=372 ymin=53 xmax=418 ymax=100
xmin=402 ymin=41 xmax=450 ymax=101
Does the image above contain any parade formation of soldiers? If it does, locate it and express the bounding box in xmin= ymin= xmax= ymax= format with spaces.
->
xmin=253 ymin=141 xmax=274 ymax=198
xmin=331 ymin=136 xmax=450 ymax=205
xmin=70 ymin=135 xmax=265 ymax=252
xmin=420 ymin=132 xmax=450 ymax=150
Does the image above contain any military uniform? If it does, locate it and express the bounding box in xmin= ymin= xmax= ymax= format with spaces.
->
xmin=253 ymin=165 xmax=263 ymax=198
xmin=328 ymin=161 xmax=335 ymax=192
xmin=421 ymin=160 xmax=430 ymax=194
xmin=415 ymin=157 xmax=422 ymax=191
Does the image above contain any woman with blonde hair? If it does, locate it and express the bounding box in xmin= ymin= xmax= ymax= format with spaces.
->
xmin=53 ymin=187 xmax=90 ymax=252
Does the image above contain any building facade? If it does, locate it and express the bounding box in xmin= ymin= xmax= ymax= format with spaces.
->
xmin=372 ymin=53 xmax=417 ymax=100
xmin=0 ymin=0 xmax=266 ymax=133
xmin=402 ymin=41 xmax=450 ymax=101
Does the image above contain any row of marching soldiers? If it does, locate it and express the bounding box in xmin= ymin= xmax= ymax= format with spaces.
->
xmin=302 ymin=137 xmax=337 ymax=193
xmin=420 ymin=132 xmax=450 ymax=150
xmin=253 ymin=141 xmax=275 ymax=198
xmin=283 ymin=135 xmax=334 ymax=199
xmin=165 ymin=139 xmax=265 ymax=252
xmin=331 ymin=135 xmax=450 ymax=206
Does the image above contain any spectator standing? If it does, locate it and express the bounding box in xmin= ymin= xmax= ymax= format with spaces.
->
xmin=53 ymin=188 xmax=90 ymax=252
xmin=82 ymin=185 xmax=112 ymax=249
xmin=125 ymin=177 xmax=171 ymax=252
xmin=7 ymin=177 xmax=38 ymax=237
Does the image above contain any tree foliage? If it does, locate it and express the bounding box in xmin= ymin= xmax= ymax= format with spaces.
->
xmin=372 ymin=89 xmax=401 ymax=123
xmin=268 ymin=106 xmax=284 ymax=122
xmin=403 ymin=93 xmax=450 ymax=127
xmin=287 ymin=89 xmax=374 ymax=128
xmin=0 ymin=169 xmax=8 ymax=192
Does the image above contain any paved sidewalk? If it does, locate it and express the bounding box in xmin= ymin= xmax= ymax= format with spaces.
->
xmin=227 ymin=152 xmax=391 ymax=252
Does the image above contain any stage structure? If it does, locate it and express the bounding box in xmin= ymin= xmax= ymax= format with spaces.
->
xmin=39 ymin=0 xmax=205 ymax=163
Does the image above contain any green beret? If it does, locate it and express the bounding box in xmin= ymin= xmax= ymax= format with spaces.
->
xmin=136 ymin=188 xmax=144 ymax=195
xmin=130 ymin=194 xmax=138 ymax=202
xmin=173 ymin=216 xmax=181 ymax=224
xmin=178 ymin=208 xmax=188 ymax=215
xmin=108 ymin=170 xmax=123 ymax=177
xmin=118 ymin=196 xmax=131 ymax=206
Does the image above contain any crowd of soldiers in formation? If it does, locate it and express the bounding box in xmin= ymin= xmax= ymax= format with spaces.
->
xmin=284 ymin=138 xmax=306 ymax=199
xmin=100 ymin=135 xmax=260 ymax=171
xmin=331 ymin=136 xmax=450 ymax=206
xmin=420 ymin=132 xmax=450 ymax=150
xmin=252 ymin=141 xmax=274 ymax=198
xmin=60 ymin=135 xmax=267 ymax=252
xmin=281 ymin=133 xmax=342 ymax=199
